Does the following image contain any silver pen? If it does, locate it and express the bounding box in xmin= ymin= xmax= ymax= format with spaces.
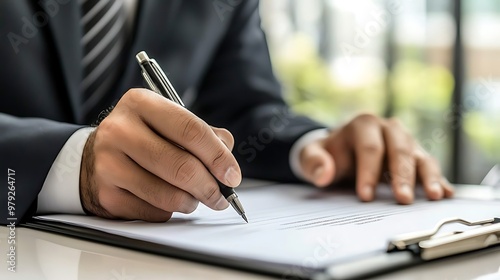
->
xmin=136 ymin=51 xmax=248 ymax=223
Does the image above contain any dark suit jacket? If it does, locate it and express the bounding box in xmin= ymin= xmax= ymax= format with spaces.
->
xmin=0 ymin=0 xmax=322 ymax=225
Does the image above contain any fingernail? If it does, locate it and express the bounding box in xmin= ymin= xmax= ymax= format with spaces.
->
xmin=215 ymin=196 xmax=229 ymax=210
xmin=224 ymin=166 xmax=241 ymax=187
xmin=361 ymin=185 xmax=374 ymax=201
xmin=431 ymin=182 xmax=443 ymax=198
xmin=400 ymin=184 xmax=413 ymax=199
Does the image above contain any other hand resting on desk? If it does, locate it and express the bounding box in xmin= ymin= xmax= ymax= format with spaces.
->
xmin=298 ymin=114 xmax=454 ymax=204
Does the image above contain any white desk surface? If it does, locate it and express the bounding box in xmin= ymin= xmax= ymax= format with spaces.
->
xmin=1 ymin=182 xmax=499 ymax=280
xmin=1 ymin=225 xmax=500 ymax=280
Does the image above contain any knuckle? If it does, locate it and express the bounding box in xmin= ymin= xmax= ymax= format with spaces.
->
xmin=203 ymin=185 xmax=219 ymax=205
xmin=211 ymin=148 xmax=229 ymax=170
xmin=167 ymin=192 xmax=197 ymax=214
xmin=354 ymin=113 xmax=379 ymax=125
xmin=122 ymin=88 xmax=144 ymax=104
xmin=165 ymin=191 xmax=186 ymax=211
xmin=181 ymin=117 xmax=207 ymax=145
xmin=391 ymin=147 xmax=415 ymax=179
xmin=97 ymin=117 xmax=113 ymax=136
xmin=386 ymin=117 xmax=402 ymax=127
xmin=414 ymin=144 xmax=428 ymax=157
xmin=122 ymin=88 xmax=135 ymax=99
xmin=385 ymin=118 xmax=411 ymax=136
xmin=119 ymin=88 xmax=153 ymax=112
xmin=361 ymin=143 xmax=384 ymax=155
xmin=392 ymin=146 xmax=413 ymax=160
xmin=142 ymin=183 xmax=162 ymax=206
xmin=172 ymin=154 xmax=198 ymax=185
xmin=98 ymin=117 xmax=126 ymax=142
xmin=120 ymin=89 xmax=137 ymax=106
xmin=147 ymin=140 xmax=169 ymax=167
xmin=421 ymin=154 xmax=439 ymax=167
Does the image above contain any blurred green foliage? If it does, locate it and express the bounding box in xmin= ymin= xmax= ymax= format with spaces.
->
xmin=390 ymin=59 xmax=454 ymax=164
xmin=390 ymin=59 xmax=454 ymax=136
xmin=271 ymin=34 xmax=386 ymax=126
xmin=270 ymin=33 xmax=497 ymax=166
xmin=391 ymin=60 xmax=454 ymax=112
xmin=465 ymin=112 xmax=500 ymax=159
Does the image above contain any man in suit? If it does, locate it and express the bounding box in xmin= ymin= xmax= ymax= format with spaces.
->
xmin=0 ymin=0 xmax=453 ymax=225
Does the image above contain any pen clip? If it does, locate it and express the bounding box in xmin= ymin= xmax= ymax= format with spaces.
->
xmin=136 ymin=51 xmax=185 ymax=107
xmin=150 ymin=59 xmax=185 ymax=107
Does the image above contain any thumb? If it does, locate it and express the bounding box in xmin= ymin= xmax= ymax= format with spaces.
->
xmin=300 ymin=142 xmax=335 ymax=187
xmin=211 ymin=126 xmax=234 ymax=151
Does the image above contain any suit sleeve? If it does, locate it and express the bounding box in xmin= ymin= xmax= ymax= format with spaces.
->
xmin=192 ymin=0 xmax=325 ymax=182
xmin=0 ymin=113 xmax=82 ymax=225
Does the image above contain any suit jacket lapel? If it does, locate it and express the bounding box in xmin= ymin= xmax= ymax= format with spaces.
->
xmin=45 ymin=1 xmax=83 ymax=122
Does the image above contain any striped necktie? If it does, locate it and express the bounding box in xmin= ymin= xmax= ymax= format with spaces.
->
xmin=80 ymin=0 xmax=127 ymax=114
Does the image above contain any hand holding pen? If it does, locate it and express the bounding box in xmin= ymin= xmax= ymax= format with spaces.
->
xmin=78 ymin=55 xmax=245 ymax=223
xmin=136 ymin=51 xmax=247 ymax=222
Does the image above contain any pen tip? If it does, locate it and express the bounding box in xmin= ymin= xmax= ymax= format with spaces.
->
xmin=242 ymin=214 xmax=248 ymax=223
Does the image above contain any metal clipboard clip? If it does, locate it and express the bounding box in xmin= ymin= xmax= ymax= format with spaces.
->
xmin=387 ymin=217 xmax=500 ymax=260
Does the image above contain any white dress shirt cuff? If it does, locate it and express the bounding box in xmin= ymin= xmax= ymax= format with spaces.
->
xmin=289 ymin=128 xmax=330 ymax=181
xmin=37 ymin=127 xmax=95 ymax=214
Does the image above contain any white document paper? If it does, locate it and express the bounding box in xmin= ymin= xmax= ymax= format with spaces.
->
xmin=36 ymin=184 xmax=500 ymax=270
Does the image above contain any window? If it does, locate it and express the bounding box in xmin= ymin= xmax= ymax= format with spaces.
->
xmin=260 ymin=0 xmax=500 ymax=183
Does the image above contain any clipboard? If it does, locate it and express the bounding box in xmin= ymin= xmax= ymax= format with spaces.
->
xmin=320 ymin=217 xmax=500 ymax=279
xmin=21 ymin=181 xmax=500 ymax=280
xmin=23 ymin=215 xmax=500 ymax=280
